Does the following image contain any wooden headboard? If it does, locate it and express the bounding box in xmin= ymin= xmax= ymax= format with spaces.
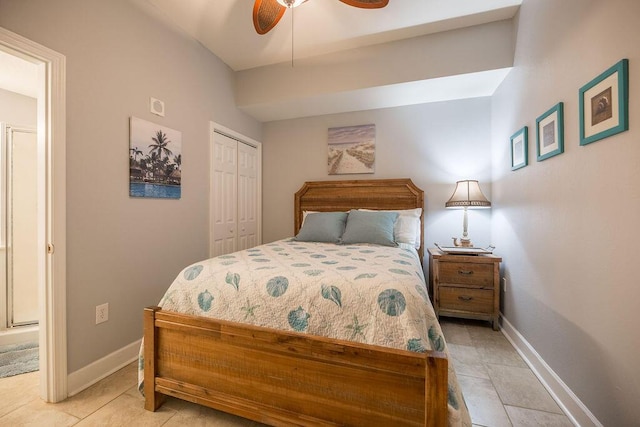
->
xmin=294 ymin=179 xmax=425 ymax=261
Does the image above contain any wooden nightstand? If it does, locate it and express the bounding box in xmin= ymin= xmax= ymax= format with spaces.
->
xmin=428 ymin=248 xmax=502 ymax=330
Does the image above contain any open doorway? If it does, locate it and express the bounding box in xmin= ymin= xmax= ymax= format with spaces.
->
xmin=0 ymin=48 xmax=39 ymax=348
xmin=0 ymin=123 xmax=39 ymax=378
xmin=0 ymin=27 xmax=66 ymax=403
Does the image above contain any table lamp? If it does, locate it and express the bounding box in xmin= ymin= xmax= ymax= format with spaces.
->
xmin=445 ymin=180 xmax=491 ymax=247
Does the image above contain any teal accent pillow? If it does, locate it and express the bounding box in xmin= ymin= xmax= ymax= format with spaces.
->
xmin=294 ymin=212 xmax=348 ymax=243
xmin=341 ymin=210 xmax=399 ymax=246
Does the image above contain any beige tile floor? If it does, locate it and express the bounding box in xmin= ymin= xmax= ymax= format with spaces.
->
xmin=441 ymin=318 xmax=574 ymax=427
xmin=0 ymin=318 xmax=574 ymax=426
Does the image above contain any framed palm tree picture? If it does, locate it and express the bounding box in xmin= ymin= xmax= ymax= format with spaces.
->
xmin=129 ymin=117 xmax=182 ymax=199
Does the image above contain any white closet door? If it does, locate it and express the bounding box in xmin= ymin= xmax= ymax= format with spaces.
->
xmin=237 ymin=142 xmax=258 ymax=251
xmin=212 ymin=133 xmax=238 ymax=257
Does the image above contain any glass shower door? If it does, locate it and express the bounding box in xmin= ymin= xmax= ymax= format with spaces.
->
xmin=4 ymin=125 xmax=38 ymax=327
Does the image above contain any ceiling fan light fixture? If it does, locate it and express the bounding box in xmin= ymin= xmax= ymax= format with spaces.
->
xmin=276 ymin=0 xmax=304 ymax=8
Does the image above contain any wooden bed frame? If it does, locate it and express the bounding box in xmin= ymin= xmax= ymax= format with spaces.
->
xmin=144 ymin=179 xmax=449 ymax=426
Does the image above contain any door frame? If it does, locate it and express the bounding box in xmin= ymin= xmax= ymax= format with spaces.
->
xmin=209 ymin=121 xmax=262 ymax=257
xmin=0 ymin=27 xmax=67 ymax=402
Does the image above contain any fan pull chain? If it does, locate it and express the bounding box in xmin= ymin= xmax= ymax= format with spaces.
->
xmin=291 ymin=6 xmax=294 ymax=67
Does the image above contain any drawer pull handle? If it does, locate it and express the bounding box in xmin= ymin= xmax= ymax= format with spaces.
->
xmin=458 ymin=270 xmax=474 ymax=275
xmin=458 ymin=295 xmax=473 ymax=301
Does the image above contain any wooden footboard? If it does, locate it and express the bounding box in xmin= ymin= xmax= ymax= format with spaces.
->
xmin=144 ymin=306 xmax=449 ymax=426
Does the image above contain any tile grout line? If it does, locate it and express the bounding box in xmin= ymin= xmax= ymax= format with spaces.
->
xmin=0 ymin=372 xmax=41 ymax=423
xmin=462 ymin=321 xmax=571 ymax=424
xmin=64 ymin=370 xmax=138 ymax=423
xmin=470 ymin=323 xmax=513 ymax=426
xmin=458 ymin=321 xmax=515 ymax=426
xmin=65 ymin=387 xmax=129 ymax=424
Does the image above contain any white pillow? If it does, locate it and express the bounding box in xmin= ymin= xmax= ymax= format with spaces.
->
xmin=359 ymin=208 xmax=422 ymax=248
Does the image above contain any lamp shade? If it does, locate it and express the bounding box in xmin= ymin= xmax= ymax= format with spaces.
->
xmin=445 ymin=180 xmax=491 ymax=209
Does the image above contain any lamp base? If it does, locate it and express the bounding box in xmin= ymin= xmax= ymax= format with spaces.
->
xmin=452 ymin=237 xmax=473 ymax=248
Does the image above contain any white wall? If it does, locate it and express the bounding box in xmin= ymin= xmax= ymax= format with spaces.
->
xmin=0 ymin=88 xmax=36 ymax=127
xmin=262 ymin=98 xmax=494 ymax=258
xmin=491 ymin=0 xmax=640 ymax=425
xmin=0 ymin=0 xmax=261 ymax=373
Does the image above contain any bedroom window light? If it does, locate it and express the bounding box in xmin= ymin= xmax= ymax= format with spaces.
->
xmin=445 ymin=180 xmax=491 ymax=248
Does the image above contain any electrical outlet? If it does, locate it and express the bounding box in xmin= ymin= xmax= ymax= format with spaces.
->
xmin=503 ymin=277 xmax=507 ymax=293
xmin=96 ymin=303 xmax=109 ymax=324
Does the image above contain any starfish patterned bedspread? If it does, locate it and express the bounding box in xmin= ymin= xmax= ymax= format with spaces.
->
xmin=138 ymin=239 xmax=471 ymax=426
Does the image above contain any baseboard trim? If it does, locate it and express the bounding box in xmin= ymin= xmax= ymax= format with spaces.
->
xmin=500 ymin=316 xmax=602 ymax=427
xmin=67 ymin=339 xmax=141 ymax=397
xmin=0 ymin=326 xmax=39 ymax=347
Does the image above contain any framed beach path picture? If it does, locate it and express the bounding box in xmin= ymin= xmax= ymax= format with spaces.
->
xmin=129 ymin=117 xmax=182 ymax=199
xmin=328 ymin=124 xmax=375 ymax=175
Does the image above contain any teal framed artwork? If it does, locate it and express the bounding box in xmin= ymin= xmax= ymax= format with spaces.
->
xmin=579 ymin=58 xmax=629 ymax=146
xmin=510 ymin=126 xmax=528 ymax=170
xmin=536 ymin=102 xmax=564 ymax=161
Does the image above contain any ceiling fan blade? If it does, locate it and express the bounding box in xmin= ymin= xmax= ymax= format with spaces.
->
xmin=253 ymin=0 xmax=286 ymax=35
xmin=339 ymin=0 xmax=389 ymax=8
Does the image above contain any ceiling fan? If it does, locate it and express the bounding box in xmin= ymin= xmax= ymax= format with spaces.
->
xmin=253 ymin=0 xmax=389 ymax=35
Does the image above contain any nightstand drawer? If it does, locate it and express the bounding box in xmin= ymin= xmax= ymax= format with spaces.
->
xmin=438 ymin=262 xmax=494 ymax=288
xmin=439 ymin=287 xmax=493 ymax=313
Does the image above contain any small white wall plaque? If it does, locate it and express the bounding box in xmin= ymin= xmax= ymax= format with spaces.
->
xmin=150 ymin=97 xmax=165 ymax=117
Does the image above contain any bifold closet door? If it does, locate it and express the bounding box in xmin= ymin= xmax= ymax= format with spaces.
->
xmin=237 ymin=142 xmax=258 ymax=251
xmin=212 ymin=132 xmax=259 ymax=257
xmin=212 ymin=133 xmax=238 ymax=257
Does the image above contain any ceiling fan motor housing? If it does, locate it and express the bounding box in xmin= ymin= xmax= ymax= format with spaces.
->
xmin=277 ymin=0 xmax=304 ymax=7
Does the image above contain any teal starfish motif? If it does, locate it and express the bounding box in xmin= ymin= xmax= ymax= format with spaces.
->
xmin=240 ymin=299 xmax=260 ymax=320
xmin=345 ymin=315 xmax=368 ymax=341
